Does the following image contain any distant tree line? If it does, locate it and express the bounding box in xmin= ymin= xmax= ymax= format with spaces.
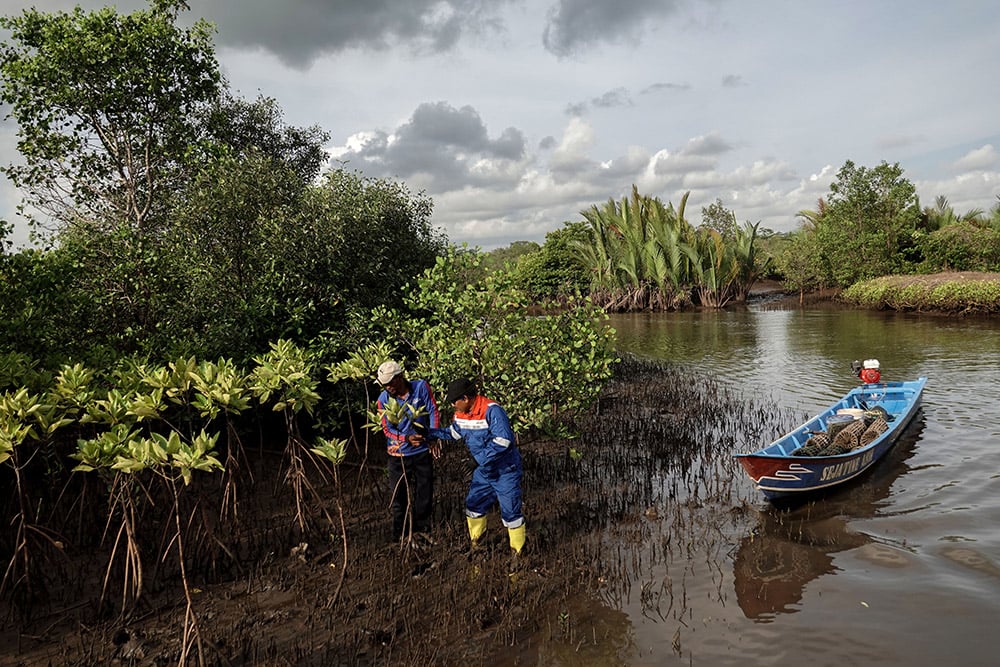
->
xmin=771 ymin=161 xmax=1000 ymax=302
xmin=489 ymin=161 xmax=1000 ymax=309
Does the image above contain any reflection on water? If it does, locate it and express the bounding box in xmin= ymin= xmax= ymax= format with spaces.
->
xmin=734 ymin=416 xmax=924 ymax=621
xmin=734 ymin=520 xmax=842 ymax=620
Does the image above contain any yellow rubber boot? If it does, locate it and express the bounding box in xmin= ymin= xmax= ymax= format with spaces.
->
xmin=507 ymin=525 xmax=526 ymax=554
xmin=467 ymin=516 xmax=488 ymax=544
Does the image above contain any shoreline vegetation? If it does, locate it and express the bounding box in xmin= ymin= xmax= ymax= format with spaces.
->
xmin=687 ymin=272 xmax=1000 ymax=315
xmin=838 ymin=271 xmax=1000 ymax=314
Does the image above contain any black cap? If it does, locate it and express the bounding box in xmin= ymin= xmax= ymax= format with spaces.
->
xmin=445 ymin=378 xmax=477 ymax=404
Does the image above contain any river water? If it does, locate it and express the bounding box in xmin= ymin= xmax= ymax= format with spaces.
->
xmin=525 ymin=305 xmax=1000 ymax=666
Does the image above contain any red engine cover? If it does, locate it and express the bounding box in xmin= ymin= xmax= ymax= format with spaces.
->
xmin=859 ymin=368 xmax=881 ymax=384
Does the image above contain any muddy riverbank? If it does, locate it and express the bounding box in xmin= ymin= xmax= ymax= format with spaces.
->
xmin=1 ymin=355 xmax=785 ymax=666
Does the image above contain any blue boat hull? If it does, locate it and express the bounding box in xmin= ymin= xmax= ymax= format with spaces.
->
xmin=735 ymin=378 xmax=927 ymax=501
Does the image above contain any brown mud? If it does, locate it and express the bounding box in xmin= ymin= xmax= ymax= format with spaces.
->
xmin=0 ymin=356 xmax=796 ymax=666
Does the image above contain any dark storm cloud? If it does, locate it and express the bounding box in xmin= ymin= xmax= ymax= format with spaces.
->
xmin=542 ymin=0 xmax=686 ymax=57
xmin=492 ymin=127 xmax=528 ymax=160
xmin=337 ymin=101 xmax=526 ymax=190
xmin=200 ymin=0 xmax=515 ymax=68
xmin=399 ymin=102 xmax=525 ymax=160
xmin=15 ymin=1 xmax=697 ymax=69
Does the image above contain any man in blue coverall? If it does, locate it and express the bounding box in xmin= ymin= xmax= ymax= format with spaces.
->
xmin=424 ymin=378 xmax=526 ymax=554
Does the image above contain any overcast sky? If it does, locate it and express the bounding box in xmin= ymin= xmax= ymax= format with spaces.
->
xmin=2 ymin=0 xmax=999 ymax=249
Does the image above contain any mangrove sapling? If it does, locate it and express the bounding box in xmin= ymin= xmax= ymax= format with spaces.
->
xmin=127 ymin=430 xmax=222 ymax=661
xmin=251 ymin=339 xmax=336 ymax=536
xmin=0 ymin=388 xmax=48 ymax=610
xmin=139 ymin=357 xmax=200 ymax=438
xmin=0 ymin=379 xmax=87 ymax=615
xmin=73 ymin=424 xmax=145 ymax=613
xmin=48 ymin=363 xmax=96 ymax=442
xmin=76 ymin=424 xmax=224 ymax=662
xmin=190 ymin=358 xmax=252 ymax=523
xmin=311 ymin=436 xmax=349 ymax=606
xmin=146 ymin=430 xmax=223 ymax=666
xmin=42 ymin=364 xmax=101 ymax=536
xmin=73 ymin=361 xmax=229 ymax=623
xmin=374 ymin=394 xmax=429 ymax=429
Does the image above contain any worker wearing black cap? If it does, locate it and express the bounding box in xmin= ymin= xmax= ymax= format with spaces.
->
xmin=423 ymin=378 xmax=525 ymax=554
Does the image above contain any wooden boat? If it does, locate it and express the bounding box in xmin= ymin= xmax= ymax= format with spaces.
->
xmin=735 ymin=376 xmax=927 ymax=502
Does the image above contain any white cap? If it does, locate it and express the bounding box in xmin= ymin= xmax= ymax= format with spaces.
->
xmin=863 ymin=359 xmax=880 ymax=369
xmin=376 ymin=360 xmax=404 ymax=384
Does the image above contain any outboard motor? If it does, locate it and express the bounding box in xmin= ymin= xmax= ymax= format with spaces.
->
xmin=854 ymin=358 xmax=881 ymax=384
